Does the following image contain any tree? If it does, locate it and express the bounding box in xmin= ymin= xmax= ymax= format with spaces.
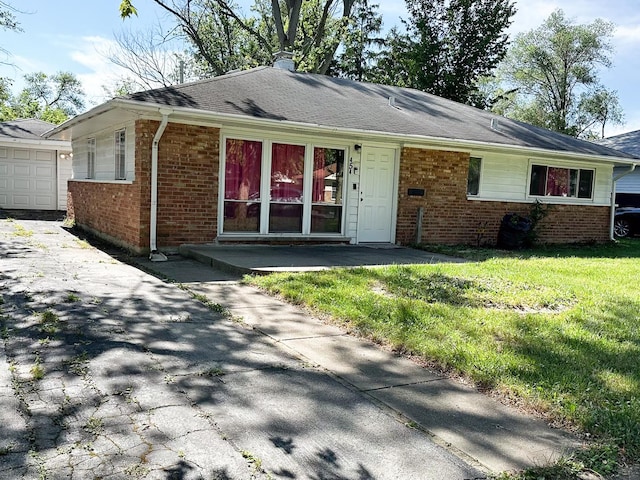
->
xmin=105 ymin=23 xmax=202 ymax=90
xmin=496 ymin=9 xmax=623 ymax=138
xmin=101 ymin=77 xmax=140 ymax=99
xmin=119 ymin=0 xmax=358 ymax=74
xmin=0 ymin=72 xmax=85 ymax=124
xmin=0 ymin=1 xmax=22 ymax=63
xmin=331 ymin=0 xmax=384 ymax=81
xmin=374 ymin=0 xmax=515 ymax=104
xmin=576 ymin=88 xmax=624 ymax=140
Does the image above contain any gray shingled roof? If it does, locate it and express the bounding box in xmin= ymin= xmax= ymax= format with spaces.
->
xmin=125 ymin=66 xmax=633 ymax=159
xmin=0 ymin=119 xmax=56 ymax=140
xmin=599 ymin=130 xmax=640 ymax=157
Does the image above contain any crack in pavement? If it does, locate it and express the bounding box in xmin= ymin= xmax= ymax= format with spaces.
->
xmin=0 ymin=218 xmax=485 ymax=480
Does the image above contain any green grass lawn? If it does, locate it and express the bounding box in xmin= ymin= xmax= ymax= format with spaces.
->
xmin=250 ymin=239 xmax=640 ymax=477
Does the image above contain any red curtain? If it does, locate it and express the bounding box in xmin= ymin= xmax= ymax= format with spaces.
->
xmin=312 ymin=148 xmax=326 ymax=202
xmin=546 ymin=167 xmax=569 ymax=196
xmin=225 ymin=139 xmax=262 ymax=200
xmin=271 ymin=143 xmax=305 ymax=202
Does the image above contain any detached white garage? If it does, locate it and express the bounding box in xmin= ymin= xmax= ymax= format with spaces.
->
xmin=0 ymin=119 xmax=72 ymax=211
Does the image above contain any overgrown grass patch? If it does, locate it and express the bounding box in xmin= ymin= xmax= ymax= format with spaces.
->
xmin=250 ymin=240 xmax=640 ymax=469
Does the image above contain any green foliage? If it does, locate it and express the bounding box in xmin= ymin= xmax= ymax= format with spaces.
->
xmin=373 ymin=0 xmax=515 ymax=104
xmin=330 ymin=0 xmax=384 ymax=81
xmin=0 ymin=2 xmax=22 ymax=33
xmin=119 ymin=0 xmax=138 ymax=18
xmin=252 ymin=240 xmax=640 ymax=462
xmin=30 ymin=362 xmax=44 ymax=381
xmin=119 ymin=0 xmax=361 ymax=75
xmin=494 ymin=443 xmax=619 ymax=479
xmin=525 ymin=199 xmax=552 ymax=246
xmin=496 ymin=9 xmax=622 ymax=138
xmin=0 ymin=71 xmax=85 ymax=124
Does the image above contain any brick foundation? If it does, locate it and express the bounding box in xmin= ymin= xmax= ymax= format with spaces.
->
xmin=396 ymin=147 xmax=610 ymax=246
xmin=67 ymin=181 xmax=144 ymax=252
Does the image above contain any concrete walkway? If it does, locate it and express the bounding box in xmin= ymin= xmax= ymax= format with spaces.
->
xmin=139 ymin=254 xmax=580 ymax=475
xmin=179 ymin=243 xmax=466 ymax=275
xmin=0 ymin=218 xmax=579 ymax=479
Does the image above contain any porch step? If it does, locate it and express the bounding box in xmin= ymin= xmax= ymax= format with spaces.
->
xmin=214 ymin=235 xmax=352 ymax=245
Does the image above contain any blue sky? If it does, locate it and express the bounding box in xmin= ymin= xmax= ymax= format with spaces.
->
xmin=0 ymin=0 xmax=638 ymax=136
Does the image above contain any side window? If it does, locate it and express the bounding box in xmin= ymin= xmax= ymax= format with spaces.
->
xmin=529 ymin=164 xmax=593 ymax=199
xmin=115 ymin=129 xmax=126 ymax=180
xmin=87 ymin=138 xmax=96 ymax=179
xmin=467 ymin=157 xmax=481 ymax=196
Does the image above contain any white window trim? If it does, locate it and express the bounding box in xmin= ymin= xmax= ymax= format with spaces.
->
xmin=219 ymin=133 xmax=349 ymax=237
xmin=526 ymin=160 xmax=595 ymax=202
xmin=308 ymin=145 xmax=347 ymax=235
xmin=115 ymin=129 xmax=126 ymax=180
xmin=466 ymin=156 xmax=482 ymax=198
xmin=87 ymin=138 xmax=96 ymax=179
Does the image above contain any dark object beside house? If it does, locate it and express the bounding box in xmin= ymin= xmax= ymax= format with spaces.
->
xmin=614 ymin=207 xmax=640 ymax=238
xmin=497 ymin=213 xmax=532 ymax=249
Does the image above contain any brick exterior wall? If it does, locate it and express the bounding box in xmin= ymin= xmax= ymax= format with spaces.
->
xmin=138 ymin=120 xmax=220 ymax=247
xmin=67 ymin=180 xmax=144 ymax=251
xmin=396 ymin=147 xmax=610 ymax=246
xmin=68 ymin=120 xmax=220 ymax=253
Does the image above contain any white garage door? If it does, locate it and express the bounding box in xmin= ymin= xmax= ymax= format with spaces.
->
xmin=0 ymin=147 xmax=57 ymax=210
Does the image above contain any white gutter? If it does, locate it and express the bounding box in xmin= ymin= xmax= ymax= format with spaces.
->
xmin=109 ymin=98 xmax=638 ymax=166
xmin=610 ymin=163 xmax=637 ymax=241
xmin=47 ymin=97 xmax=637 ymax=167
xmin=0 ymin=138 xmax=70 ymax=148
xmin=149 ymin=109 xmax=173 ymax=261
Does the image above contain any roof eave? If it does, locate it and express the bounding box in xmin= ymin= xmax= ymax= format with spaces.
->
xmin=56 ymin=98 xmax=638 ymax=165
xmin=43 ymin=99 xmax=133 ymax=138
xmin=0 ymin=137 xmax=71 ymax=148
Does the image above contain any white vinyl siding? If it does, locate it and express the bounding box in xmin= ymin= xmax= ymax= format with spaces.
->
xmin=71 ymin=123 xmax=135 ymax=182
xmin=469 ymin=151 xmax=613 ymax=206
xmin=57 ymin=154 xmax=72 ymax=210
xmin=614 ymin=167 xmax=640 ymax=194
xmin=345 ymin=150 xmax=361 ymax=242
xmin=476 ymin=153 xmax=528 ymax=200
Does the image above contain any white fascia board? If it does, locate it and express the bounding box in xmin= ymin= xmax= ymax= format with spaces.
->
xmin=65 ymin=98 xmax=638 ymax=167
xmin=44 ymin=101 xmax=119 ymax=139
xmin=0 ymin=138 xmax=71 ymax=149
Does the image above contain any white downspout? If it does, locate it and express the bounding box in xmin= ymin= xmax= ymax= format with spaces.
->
xmin=610 ymin=163 xmax=637 ymax=241
xmin=149 ymin=109 xmax=173 ymax=261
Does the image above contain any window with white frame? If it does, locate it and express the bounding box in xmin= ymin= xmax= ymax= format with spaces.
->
xmin=222 ymin=137 xmax=346 ymax=235
xmin=529 ymin=164 xmax=594 ymax=199
xmin=467 ymin=157 xmax=481 ymax=196
xmin=115 ymin=129 xmax=126 ymax=180
xmin=87 ymin=138 xmax=96 ymax=179
xmin=311 ymin=147 xmax=344 ymax=233
xmin=223 ymin=138 xmax=262 ymax=233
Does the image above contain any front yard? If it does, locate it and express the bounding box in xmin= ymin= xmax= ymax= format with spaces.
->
xmin=251 ymin=240 xmax=640 ymax=478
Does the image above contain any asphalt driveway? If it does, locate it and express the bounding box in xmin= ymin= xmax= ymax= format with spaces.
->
xmin=0 ymin=218 xmax=483 ymax=479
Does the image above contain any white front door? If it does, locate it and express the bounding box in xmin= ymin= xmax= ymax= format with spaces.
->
xmin=358 ymin=147 xmax=396 ymax=243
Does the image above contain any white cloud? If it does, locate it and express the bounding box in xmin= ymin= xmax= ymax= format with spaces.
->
xmin=615 ymin=24 xmax=640 ymax=45
xmin=66 ymin=35 xmax=132 ymax=107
